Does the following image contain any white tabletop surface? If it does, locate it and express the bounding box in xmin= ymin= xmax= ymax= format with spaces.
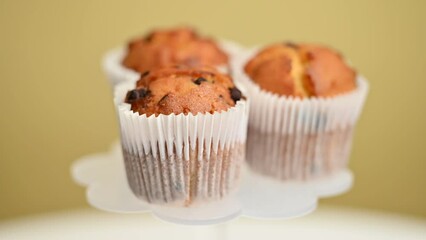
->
xmin=0 ymin=206 xmax=425 ymax=240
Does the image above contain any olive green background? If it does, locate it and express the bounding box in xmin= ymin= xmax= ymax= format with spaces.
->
xmin=1 ymin=0 xmax=425 ymax=220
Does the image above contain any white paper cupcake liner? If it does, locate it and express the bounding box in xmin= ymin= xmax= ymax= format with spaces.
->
xmin=114 ymin=82 xmax=249 ymax=206
xmin=232 ymin=51 xmax=369 ymax=180
xmin=102 ymin=40 xmax=244 ymax=86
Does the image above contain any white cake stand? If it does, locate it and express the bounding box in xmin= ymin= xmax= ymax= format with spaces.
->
xmin=71 ymin=142 xmax=352 ymax=225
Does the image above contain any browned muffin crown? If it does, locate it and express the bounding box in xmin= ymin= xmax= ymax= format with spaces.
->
xmin=244 ymin=42 xmax=356 ymax=98
xmin=124 ymin=66 xmax=242 ymax=116
xmin=122 ymin=27 xmax=229 ymax=73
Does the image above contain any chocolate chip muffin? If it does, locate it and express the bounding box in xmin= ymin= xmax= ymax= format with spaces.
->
xmin=115 ymin=65 xmax=248 ymax=206
xmin=122 ymin=27 xmax=229 ymax=74
xmin=239 ymin=42 xmax=368 ymax=181
xmin=124 ymin=66 xmax=242 ymax=116
xmin=244 ymin=42 xmax=356 ymax=98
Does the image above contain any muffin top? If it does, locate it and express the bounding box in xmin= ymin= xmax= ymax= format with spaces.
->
xmin=244 ymin=42 xmax=356 ymax=98
xmin=124 ymin=66 xmax=243 ymax=116
xmin=122 ymin=27 xmax=229 ymax=73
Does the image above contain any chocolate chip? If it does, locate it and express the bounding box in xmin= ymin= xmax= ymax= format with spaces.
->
xmin=141 ymin=71 xmax=150 ymax=78
xmin=284 ymin=42 xmax=299 ymax=49
xmin=193 ymin=77 xmax=207 ymax=85
xmin=229 ymin=87 xmax=242 ymax=103
xmin=125 ymin=88 xmax=150 ymax=103
xmin=158 ymin=94 xmax=169 ymax=106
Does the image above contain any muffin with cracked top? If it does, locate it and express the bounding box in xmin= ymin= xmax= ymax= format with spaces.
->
xmin=240 ymin=42 xmax=368 ymax=181
xmin=103 ymin=27 xmax=232 ymax=86
xmin=115 ymin=65 xmax=248 ymax=206
xmin=244 ymin=42 xmax=356 ymax=98
xmin=122 ymin=28 xmax=229 ymax=74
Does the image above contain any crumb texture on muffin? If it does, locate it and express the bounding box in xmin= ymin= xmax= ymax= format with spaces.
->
xmin=124 ymin=66 xmax=242 ymax=116
xmin=122 ymin=27 xmax=229 ymax=73
xmin=244 ymin=43 xmax=356 ymax=97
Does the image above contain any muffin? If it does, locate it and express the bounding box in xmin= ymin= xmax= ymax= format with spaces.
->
xmin=123 ymin=27 xmax=229 ymax=73
xmin=236 ymin=42 xmax=368 ymax=180
xmin=244 ymin=43 xmax=356 ymax=98
xmin=104 ymin=27 xmax=232 ymax=86
xmin=115 ymin=66 xmax=249 ymax=206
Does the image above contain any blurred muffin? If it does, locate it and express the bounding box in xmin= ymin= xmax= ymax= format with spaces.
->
xmin=116 ymin=66 xmax=248 ymax=206
xmin=239 ymin=42 xmax=368 ymax=181
xmin=244 ymin=42 xmax=356 ymax=98
xmin=122 ymin=27 xmax=229 ymax=73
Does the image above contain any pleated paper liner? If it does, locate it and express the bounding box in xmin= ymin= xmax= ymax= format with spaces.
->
xmin=71 ymin=145 xmax=319 ymax=224
xmin=232 ymin=50 xmax=369 ymax=181
xmin=114 ymin=81 xmax=249 ymax=206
